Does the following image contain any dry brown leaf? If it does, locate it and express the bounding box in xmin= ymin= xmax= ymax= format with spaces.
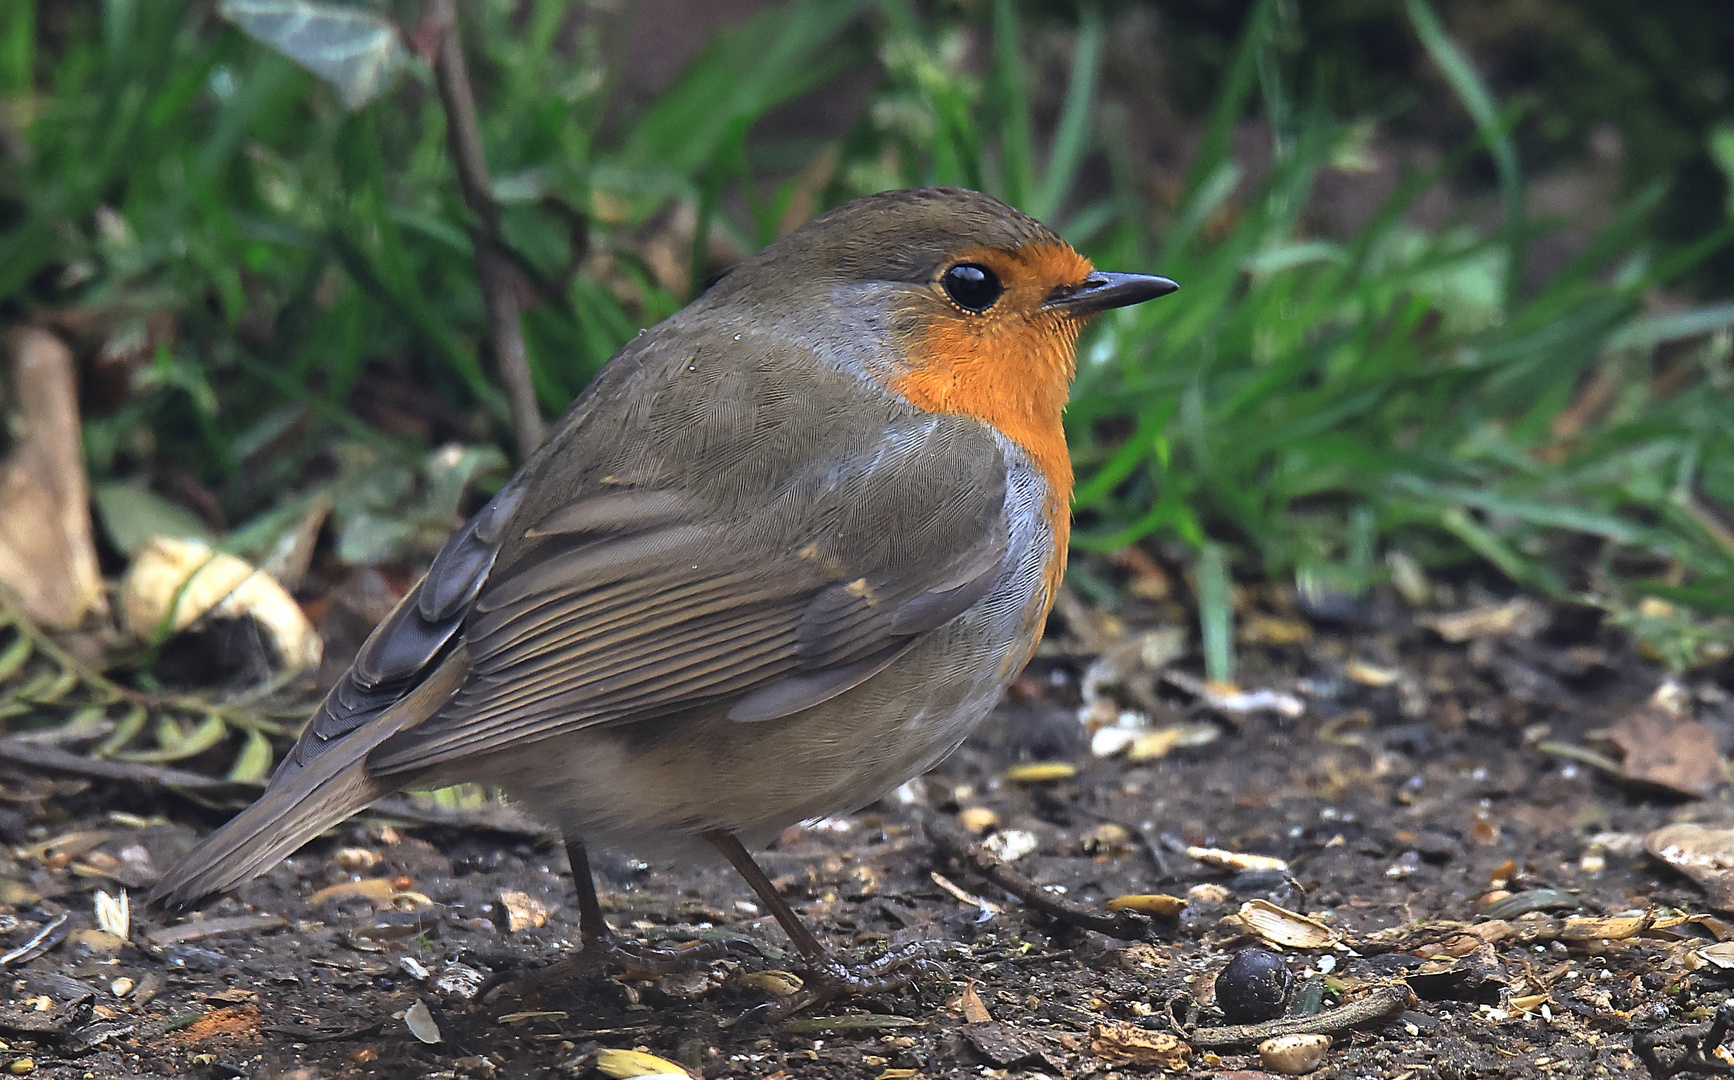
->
xmin=1558 ymin=915 xmax=1648 ymax=941
xmin=1105 ymin=894 xmax=1188 ymax=917
xmin=1604 ymin=692 xmax=1727 ymax=798
xmin=1089 ymin=1023 xmax=1191 ymax=1069
xmin=1239 ymin=614 xmax=1312 ymax=645
xmin=1237 ymin=899 xmax=1339 ymax=949
xmin=1343 ymin=660 xmax=1399 ymax=686
xmin=122 ymin=537 xmax=322 ymax=672
xmin=497 ymin=889 xmax=548 ymax=933
xmin=738 ymin=970 xmax=804 ymax=996
xmin=956 ymin=981 xmax=992 ymax=1024
xmin=595 ymin=1048 xmax=690 ymax=1078
xmin=1128 ymin=723 xmax=1220 ymax=762
xmin=1689 ymin=942 xmax=1734 ymax=970
xmin=1647 ymin=823 xmax=1734 ymax=911
xmin=1187 ymin=847 xmax=1290 ymax=874
xmin=306 ymin=879 xmax=399 ymax=906
xmin=0 ymin=329 xmax=104 ymax=627
xmin=1418 ymin=599 xmax=1545 ymax=642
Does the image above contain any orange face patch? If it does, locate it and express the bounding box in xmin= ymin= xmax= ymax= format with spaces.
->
xmin=884 ymin=241 xmax=1096 ymax=620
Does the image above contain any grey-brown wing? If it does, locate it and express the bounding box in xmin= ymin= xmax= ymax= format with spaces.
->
xmin=360 ymin=412 xmax=1012 ymax=775
xmin=277 ymin=477 xmax=529 ymax=778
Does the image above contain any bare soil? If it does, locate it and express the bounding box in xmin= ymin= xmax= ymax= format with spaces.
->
xmin=3 ymin=588 xmax=1731 ymax=1080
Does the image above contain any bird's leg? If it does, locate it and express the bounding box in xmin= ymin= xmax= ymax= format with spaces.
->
xmin=563 ymin=837 xmax=744 ymax=978
xmin=490 ymin=837 xmax=746 ymax=998
xmin=705 ymin=830 xmax=931 ymax=1019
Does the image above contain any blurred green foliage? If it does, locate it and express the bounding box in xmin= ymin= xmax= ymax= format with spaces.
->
xmin=2 ymin=0 xmax=1733 ymax=674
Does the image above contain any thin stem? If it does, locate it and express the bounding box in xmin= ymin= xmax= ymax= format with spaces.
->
xmin=428 ymin=0 xmax=546 ymax=462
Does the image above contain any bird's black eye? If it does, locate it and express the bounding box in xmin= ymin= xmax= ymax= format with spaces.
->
xmin=941 ymin=262 xmax=1003 ymax=313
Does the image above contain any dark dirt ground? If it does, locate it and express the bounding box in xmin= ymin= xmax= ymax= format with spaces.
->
xmin=4 ymin=583 xmax=1734 ymax=1080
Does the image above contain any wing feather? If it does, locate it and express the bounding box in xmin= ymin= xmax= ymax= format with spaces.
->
xmin=363 ymin=415 xmax=1012 ymax=774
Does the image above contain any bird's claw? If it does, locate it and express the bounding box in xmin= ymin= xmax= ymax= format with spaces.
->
xmin=485 ymin=933 xmax=754 ymax=1002
xmin=729 ymin=941 xmax=936 ymax=1024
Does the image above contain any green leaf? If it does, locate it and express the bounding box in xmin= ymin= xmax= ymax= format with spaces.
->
xmin=1197 ymin=543 xmax=1234 ymax=685
xmin=96 ymin=704 xmax=151 ymax=758
xmin=219 ymin=0 xmax=405 ymax=109
xmin=1029 ymin=4 xmax=1103 ymax=221
xmin=93 ymin=485 xmax=217 ymax=557
xmin=0 ymin=632 xmax=34 ymax=684
xmin=1604 ymin=302 xmax=1734 ymax=352
xmin=227 ymin=728 xmax=274 ymax=784
xmin=1402 ymin=0 xmax=1523 ymax=300
xmin=118 ymin=713 xmax=228 ymax=763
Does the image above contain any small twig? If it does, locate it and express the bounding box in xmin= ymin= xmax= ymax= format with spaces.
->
xmin=1189 ymin=983 xmax=1409 ymax=1048
xmin=0 ymin=737 xmax=256 ymax=792
xmin=262 ymin=1020 xmax=385 ymax=1044
xmin=426 ymin=0 xmax=545 ymax=461
xmin=2 ymin=595 xmax=304 ymax=734
xmin=927 ymin=815 xmax=1154 ymax=941
xmin=1635 ymin=1003 xmax=1734 ymax=1079
xmin=0 ymin=912 xmax=70 ymax=967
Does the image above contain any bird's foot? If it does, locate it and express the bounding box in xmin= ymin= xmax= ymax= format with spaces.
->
xmin=485 ymin=933 xmax=758 ymax=1001
xmin=733 ymin=941 xmax=937 ymax=1024
xmin=582 ymin=932 xmax=757 ymax=981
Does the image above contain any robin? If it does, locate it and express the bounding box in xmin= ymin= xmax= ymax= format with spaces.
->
xmin=150 ymin=186 xmax=1176 ymax=1013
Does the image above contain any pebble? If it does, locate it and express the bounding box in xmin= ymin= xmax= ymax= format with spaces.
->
xmin=110 ymin=977 xmax=134 ymax=998
xmin=334 ymin=847 xmax=382 ymax=871
xmin=1259 ymin=1033 xmax=1330 ymax=1075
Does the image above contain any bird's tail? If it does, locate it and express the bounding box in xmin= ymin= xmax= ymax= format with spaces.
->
xmin=147 ymin=652 xmax=467 ymax=910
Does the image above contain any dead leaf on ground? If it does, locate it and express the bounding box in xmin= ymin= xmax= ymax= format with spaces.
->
xmin=1647 ymin=823 xmax=1734 ymax=911
xmin=1089 ymin=1022 xmax=1192 ymax=1069
xmin=0 ymin=329 xmax=105 ymax=627
xmin=1236 ymin=900 xmax=1340 ymax=949
xmin=306 ymin=879 xmax=399 ymax=907
xmin=1187 ymin=847 xmax=1290 ymax=874
xmin=1105 ymin=894 xmax=1189 ymax=917
xmin=961 ymin=1022 xmax=1053 ymax=1069
xmin=1603 ymin=688 xmax=1727 ymax=798
xmin=121 ymin=536 xmax=322 ymax=673
xmin=1003 ymin=762 xmax=1076 ymax=783
xmin=1418 ymin=599 xmax=1545 ymax=642
xmin=953 ymin=981 xmax=992 ymax=1024
xmin=497 ymin=889 xmax=548 ymax=933
xmin=1127 ymin=723 xmax=1220 ymax=762
xmin=1405 ymin=943 xmax=1507 ymax=1003
xmin=595 ymin=1047 xmax=690 ymax=1077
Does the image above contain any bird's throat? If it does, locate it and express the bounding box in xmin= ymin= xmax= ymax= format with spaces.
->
xmin=887 ymin=311 xmax=1078 ymax=615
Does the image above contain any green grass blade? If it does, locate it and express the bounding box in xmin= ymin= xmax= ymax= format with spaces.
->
xmin=1197 ymin=543 xmax=1235 ymax=685
xmin=1029 ymin=4 xmax=1102 ymax=221
xmin=1402 ymin=0 xmax=1524 ymax=302
xmin=991 ymin=0 xmax=1033 ymax=210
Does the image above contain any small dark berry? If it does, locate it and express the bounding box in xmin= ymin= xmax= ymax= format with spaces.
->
xmin=1215 ymin=947 xmax=1294 ymax=1024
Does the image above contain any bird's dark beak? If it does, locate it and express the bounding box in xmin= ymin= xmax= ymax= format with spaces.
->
xmin=1045 ymin=271 xmax=1179 ymax=315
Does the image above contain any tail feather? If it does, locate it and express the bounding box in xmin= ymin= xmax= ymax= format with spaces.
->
xmin=148 ymin=650 xmax=469 ymax=910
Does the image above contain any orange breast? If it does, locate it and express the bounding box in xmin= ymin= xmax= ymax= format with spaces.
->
xmin=884 ymin=242 xmax=1090 ymax=629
